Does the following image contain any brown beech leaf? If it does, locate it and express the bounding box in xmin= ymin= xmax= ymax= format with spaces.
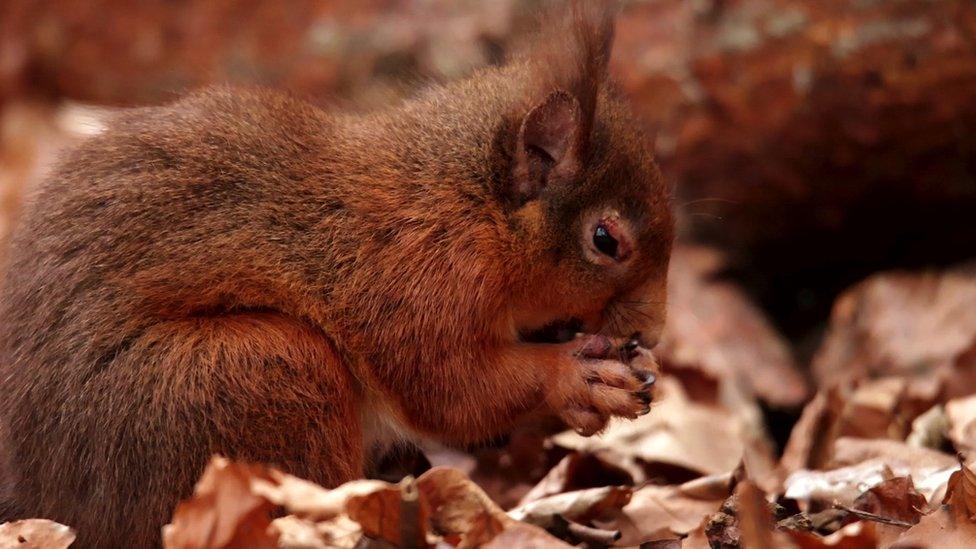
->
xmin=836 ymin=378 xmax=910 ymax=441
xmin=781 ymin=389 xmax=845 ymax=475
xmin=907 ymin=405 xmax=949 ymax=451
xmin=418 ymin=466 xmax=510 ymax=541
xmin=831 ymin=438 xmax=957 ymax=471
xmin=346 ymin=477 xmax=429 ymax=548
xmin=782 ymin=381 xmax=942 ymax=479
xmin=253 ymin=473 xmax=398 ymax=548
xmin=162 ymin=456 xmax=278 ymax=549
xmin=942 ymin=459 xmax=976 ymax=521
xmin=735 ymin=481 xmax=778 ymax=549
xmin=946 ymin=395 xmax=976 ymax=456
xmin=508 ymin=486 xmax=631 ymax=529
xmin=658 ymin=246 xmax=809 ymax=408
xmin=785 ymin=460 xmax=898 ymax=509
xmin=812 ymin=268 xmax=976 ymax=393
xmin=481 ymin=522 xmax=573 ymax=549
xmin=891 ymin=508 xmax=976 ymax=548
xmin=270 ymin=515 xmax=359 ymax=549
xmin=890 ymin=461 xmax=976 ymax=548
xmin=853 ymin=477 xmax=926 ymax=546
xmin=552 ymin=377 xmax=744 ymax=478
xmin=699 ymin=480 xmax=797 ymax=548
xmin=602 ymin=473 xmax=729 ymax=545
xmin=516 ymin=451 xmax=641 ymax=507
xmin=0 ymin=519 xmax=76 ymax=549
xmin=787 ymin=521 xmax=879 ymax=549
xmin=252 ymin=473 xmax=389 ymax=522
xmin=830 ymin=439 xmax=959 ymax=502
xmin=855 ymin=477 xmax=927 ymax=523
xmin=417 ymin=466 xmax=567 ymax=548
xmin=681 ymin=518 xmax=712 ymax=549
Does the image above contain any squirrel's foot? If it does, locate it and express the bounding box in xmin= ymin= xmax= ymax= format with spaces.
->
xmin=549 ymin=334 xmax=658 ymax=436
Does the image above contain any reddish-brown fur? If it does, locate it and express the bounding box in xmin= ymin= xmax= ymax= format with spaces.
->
xmin=0 ymin=3 xmax=672 ymax=546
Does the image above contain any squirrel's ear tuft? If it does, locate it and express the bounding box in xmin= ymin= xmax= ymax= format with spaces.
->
xmin=562 ymin=0 xmax=615 ymax=149
xmin=513 ymin=90 xmax=582 ymax=203
xmin=509 ymin=1 xmax=617 ymax=204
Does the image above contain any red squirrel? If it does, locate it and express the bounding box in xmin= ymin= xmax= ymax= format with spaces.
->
xmin=0 ymin=2 xmax=673 ymax=546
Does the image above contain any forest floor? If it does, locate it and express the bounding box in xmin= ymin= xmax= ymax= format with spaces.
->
xmin=1 ymin=105 xmax=975 ymax=549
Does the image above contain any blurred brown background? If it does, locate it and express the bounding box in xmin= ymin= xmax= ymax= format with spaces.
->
xmin=2 ymin=0 xmax=975 ymax=373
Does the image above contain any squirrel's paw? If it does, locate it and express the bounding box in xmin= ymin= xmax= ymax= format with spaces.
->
xmin=549 ymin=335 xmax=657 ymax=436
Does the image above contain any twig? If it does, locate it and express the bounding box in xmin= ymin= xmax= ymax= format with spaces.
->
xmin=549 ymin=514 xmax=621 ymax=545
xmin=566 ymin=521 xmax=621 ymax=545
xmin=831 ymin=502 xmax=914 ymax=528
xmin=399 ymin=476 xmax=422 ymax=549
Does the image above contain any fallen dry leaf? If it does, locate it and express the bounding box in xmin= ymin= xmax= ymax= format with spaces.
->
xmin=418 ymin=466 xmax=510 ymax=544
xmin=251 ymin=468 xmax=396 ymax=548
xmin=417 ymin=466 xmax=566 ymax=548
xmin=788 ymin=521 xmax=879 ymax=549
xmin=346 ymin=477 xmax=429 ymax=547
xmin=854 ymin=477 xmax=926 ymax=523
xmin=891 ymin=461 xmax=976 ymax=549
xmin=698 ymin=481 xmax=798 ymax=548
xmin=681 ymin=518 xmax=713 ymax=549
xmin=907 ymin=405 xmax=949 ymax=451
xmin=163 ymin=459 xmax=576 ymax=549
xmin=659 ymin=246 xmax=809 ymax=408
xmin=836 ymin=378 xmax=910 ymax=441
xmin=942 ymin=459 xmax=976 ymax=521
xmin=785 ymin=460 xmax=898 ymax=509
xmin=830 ymin=438 xmax=957 ymax=471
xmin=162 ymin=457 xmax=278 ymax=549
xmin=883 ymin=462 xmax=976 ymax=548
xmin=735 ymin=481 xmax=782 ymax=549
xmin=481 ymin=522 xmax=572 ymax=549
xmin=270 ymin=516 xmax=337 ymax=549
xmin=785 ymin=451 xmax=959 ymax=512
xmin=946 ymin=395 xmax=976 ymax=456
xmin=813 ymin=267 xmax=976 ymax=392
xmin=781 ymin=389 xmax=844 ymax=475
xmin=853 ymin=477 xmax=925 ymax=545
xmin=516 ymin=451 xmax=641 ymax=507
xmin=890 ymin=508 xmax=976 ymax=549
xmin=0 ymin=519 xmax=75 ymax=549
xmin=600 ymin=474 xmax=729 ymax=545
xmin=830 ymin=438 xmax=959 ymax=503
xmin=551 ymin=377 xmax=745 ymax=479
xmin=782 ymin=380 xmax=942 ymax=480
xmin=508 ymin=486 xmax=631 ymax=530
xmin=252 ymin=472 xmax=388 ymax=522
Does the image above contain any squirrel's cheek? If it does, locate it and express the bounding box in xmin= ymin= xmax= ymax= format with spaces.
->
xmin=578 ymin=310 xmax=605 ymax=334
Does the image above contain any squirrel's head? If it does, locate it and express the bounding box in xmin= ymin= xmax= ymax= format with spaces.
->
xmin=504 ymin=1 xmax=674 ymax=348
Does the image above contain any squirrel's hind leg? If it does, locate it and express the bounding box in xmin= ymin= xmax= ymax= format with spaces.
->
xmin=11 ymin=312 xmax=363 ymax=548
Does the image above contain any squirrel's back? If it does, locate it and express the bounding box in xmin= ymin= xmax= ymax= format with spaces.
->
xmin=0 ymin=4 xmax=673 ymax=545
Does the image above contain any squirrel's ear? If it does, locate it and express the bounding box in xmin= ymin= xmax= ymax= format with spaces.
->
xmin=513 ymin=90 xmax=582 ymax=203
xmin=505 ymin=1 xmax=616 ymax=204
xmin=508 ymin=1 xmax=615 ymax=204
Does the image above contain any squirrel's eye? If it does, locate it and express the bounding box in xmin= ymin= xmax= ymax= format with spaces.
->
xmin=593 ymin=224 xmax=619 ymax=258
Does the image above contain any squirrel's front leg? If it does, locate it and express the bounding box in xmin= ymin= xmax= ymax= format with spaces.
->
xmin=387 ymin=335 xmax=658 ymax=443
xmin=531 ymin=335 xmax=659 ymax=436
